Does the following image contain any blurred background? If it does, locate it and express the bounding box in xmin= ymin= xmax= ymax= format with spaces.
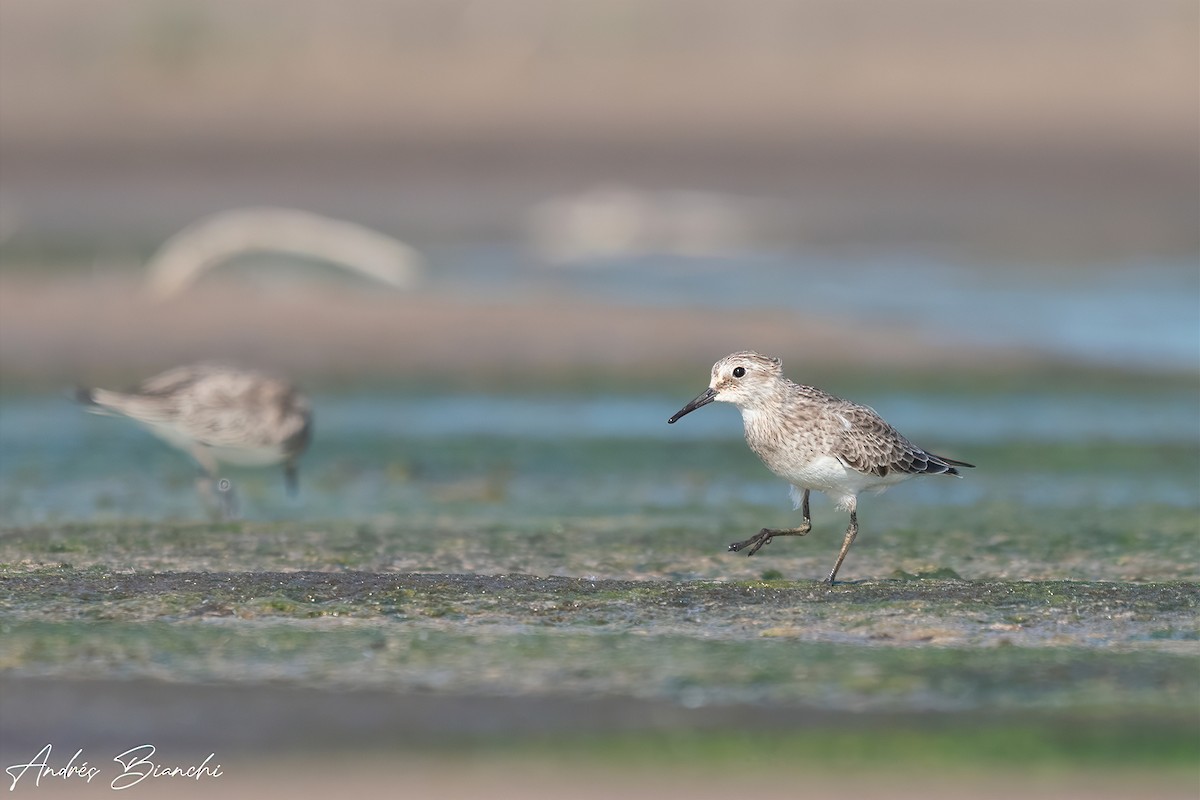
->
xmin=0 ymin=0 xmax=1196 ymax=387
xmin=0 ymin=1 xmax=1197 ymax=797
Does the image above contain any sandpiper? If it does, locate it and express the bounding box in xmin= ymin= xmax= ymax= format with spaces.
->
xmin=668 ymin=351 xmax=973 ymax=583
xmin=77 ymin=363 xmax=312 ymax=514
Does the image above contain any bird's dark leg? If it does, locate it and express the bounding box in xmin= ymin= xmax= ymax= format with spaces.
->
xmin=825 ymin=510 xmax=858 ymax=584
xmin=195 ymin=470 xmax=237 ymax=520
xmin=729 ymin=489 xmax=812 ymax=556
xmin=199 ymin=473 xmax=239 ymax=519
xmin=215 ymin=477 xmax=238 ymax=519
xmin=284 ymin=462 xmax=299 ymax=497
xmin=192 ymin=448 xmax=237 ymax=519
xmin=195 ymin=469 xmax=217 ymax=508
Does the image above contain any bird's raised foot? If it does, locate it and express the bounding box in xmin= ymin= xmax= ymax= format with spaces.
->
xmin=728 ymin=528 xmax=775 ymax=556
xmin=729 ymin=523 xmax=812 ymax=557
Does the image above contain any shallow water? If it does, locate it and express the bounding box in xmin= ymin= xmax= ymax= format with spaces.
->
xmin=427 ymin=248 xmax=1200 ymax=370
xmin=1 ymin=382 xmax=1196 ymax=524
xmin=180 ymin=246 xmax=1200 ymax=371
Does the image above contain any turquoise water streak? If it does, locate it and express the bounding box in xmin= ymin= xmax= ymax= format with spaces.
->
xmin=1 ymin=386 xmax=1196 ymax=524
xmin=429 ymin=249 xmax=1200 ymax=370
xmin=2 ymin=251 xmax=1196 ymax=524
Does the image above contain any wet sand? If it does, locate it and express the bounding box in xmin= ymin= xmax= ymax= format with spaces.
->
xmin=1 ymin=677 xmax=1195 ymax=800
xmin=2 ymin=566 xmax=1196 ymax=799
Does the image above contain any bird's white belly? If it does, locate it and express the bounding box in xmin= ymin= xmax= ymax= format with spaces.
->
xmin=205 ymin=444 xmax=287 ymax=467
xmin=780 ymin=454 xmax=857 ymax=492
xmin=778 ymin=454 xmax=911 ymax=500
xmin=146 ymin=423 xmax=285 ymax=466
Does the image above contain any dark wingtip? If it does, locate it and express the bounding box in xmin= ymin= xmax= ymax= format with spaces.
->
xmin=73 ymin=386 xmax=96 ymax=405
xmin=933 ymin=454 xmax=975 ymax=475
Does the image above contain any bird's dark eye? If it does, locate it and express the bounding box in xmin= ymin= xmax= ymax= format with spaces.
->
xmin=732 ymin=367 xmax=745 ymax=378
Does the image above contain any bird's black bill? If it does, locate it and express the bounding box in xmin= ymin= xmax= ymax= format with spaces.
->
xmin=668 ymin=387 xmax=717 ymax=424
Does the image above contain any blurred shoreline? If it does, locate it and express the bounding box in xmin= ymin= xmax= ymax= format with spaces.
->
xmin=5 ymin=133 xmax=1196 ymax=261
xmin=0 ymin=271 xmax=1176 ymax=391
xmin=0 ymin=272 xmax=1008 ymax=387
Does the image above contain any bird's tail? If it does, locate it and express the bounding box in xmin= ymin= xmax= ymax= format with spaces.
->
xmin=933 ymin=453 xmax=976 ymax=476
xmin=73 ymin=386 xmax=119 ymax=416
xmin=74 ymin=386 xmax=169 ymax=422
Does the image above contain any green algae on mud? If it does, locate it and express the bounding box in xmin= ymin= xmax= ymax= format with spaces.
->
xmin=2 ymin=569 xmax=1198 ymax=623
xmin=1 ymin=496 xmax=1196 ymax=777
xmin=1 ymin=571 xmax=1197 ymax=711
xmin=2 ymin=560 xmax=1198 ymax=777
xmin=1 ymin=499 xmax=1197 ymax=581
xmin=2 ymin=614 xmax=1197 ymax=713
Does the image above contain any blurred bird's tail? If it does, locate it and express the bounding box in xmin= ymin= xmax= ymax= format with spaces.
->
xmin=73 ymin=386 xmax=119 ymax=415
xmin=73 ymin=386 xmax=144 ymax=419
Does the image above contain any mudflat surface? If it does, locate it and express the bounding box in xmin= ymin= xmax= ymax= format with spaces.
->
xmin=3 ymin=569 xmax=1198 ymax=651
xmin=2 ymin=565 xmax=1197 ymax=798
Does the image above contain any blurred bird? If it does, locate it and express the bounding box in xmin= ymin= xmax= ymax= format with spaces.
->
xmin=77 ymin=364 xmax=312 ymax=515
xmin=669 ymin=351 xmax=973 ymax=583
xmin=143 ymin=207 xmax=425 ymax=301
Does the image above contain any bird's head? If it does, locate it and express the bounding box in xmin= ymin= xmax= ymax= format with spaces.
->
xmin=668 ymin=351 xmax=784 ymax=423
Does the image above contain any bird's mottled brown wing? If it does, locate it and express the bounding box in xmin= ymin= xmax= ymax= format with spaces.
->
xmin=175 ymin=370 xmax=309 ymax=450
xmin=137 ymin=364 xmax=212 ymax=397
xmin=831 ymin=401 xmax=956 ymax=477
